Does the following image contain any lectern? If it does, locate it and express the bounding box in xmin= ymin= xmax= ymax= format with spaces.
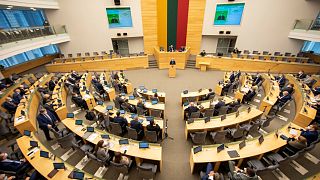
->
xmin=169 ymin=65 xmax=176 ymax=78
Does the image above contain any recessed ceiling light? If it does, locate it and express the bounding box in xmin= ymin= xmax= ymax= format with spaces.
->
xmin=6 ymin=7 xmax=11 ymax=10
xmin=8 ymin=6 xmax=13 ymax=8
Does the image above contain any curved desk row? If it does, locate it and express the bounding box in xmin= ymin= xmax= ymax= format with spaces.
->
xmin=196 ymin=56 xmax=320 ymax=73
xmin=181 ymin=88 xmax=212 ymax=105
xmin=259 ymin=74 xmax=280 ymax=115
xmin=51 ymin=73 xmax=68 ymax=120
xmin=62 ymin=118 xmax=163 ymax=171
xmin=17 ymin=134 xmax=96 ymax=180
xmin=14 ymin=74 xmax=53 ymax=134
xmin=137 ymin=87 xmax=166 ymax=103
xmin=189 ymin=123 xmax=302 ymax=173
xmin=0 ymin=74 xmax=36 ymax=112
xmin=45 ymin=56 xmax=149 ymax=73
xmin=185 ymin=107 xmax=263 ymax=138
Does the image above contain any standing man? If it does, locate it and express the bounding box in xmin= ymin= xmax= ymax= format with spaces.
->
xmin=37 ymin=108 xmax=59 ymax=141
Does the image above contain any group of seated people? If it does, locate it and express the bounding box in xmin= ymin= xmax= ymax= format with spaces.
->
xmin=220 ymin=71 xmax=241 ymax=96
xmin=0 ymin=73 xmax=22 ymax=92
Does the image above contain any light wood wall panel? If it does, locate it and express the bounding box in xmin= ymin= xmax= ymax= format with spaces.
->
xmin=157 ymin=0 xmax=167 ymax=50
xmin=154 ymin=47 xmax=190 ymax=69
xmin=45 ymin=56 xmax=149 ymax=73
xmin=141 ymin=0 xmax=158 ymax=54
xmin=186 ymin=0 xmax=206 ymax=54
xmin=196 ymin=56 xmax=320 ymax=73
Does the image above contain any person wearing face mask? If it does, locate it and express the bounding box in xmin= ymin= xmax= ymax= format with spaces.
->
xmin=0 ymin=151 xmax=31 ymax=179
xmin=36 ymin=108 xmax=59 ymax=141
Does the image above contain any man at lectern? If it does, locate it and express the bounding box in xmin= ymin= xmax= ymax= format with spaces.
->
xmin=170 ymin=58 xmax=176 ymax=65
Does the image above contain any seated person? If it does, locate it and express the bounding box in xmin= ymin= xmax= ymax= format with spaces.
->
xmin=184 ymin=102 xmax=199 ymax=120
xmin=0 ymin=151 xmax=31 ymax=179
xmin=242 ymin=87 xmax=257 ymax=104
xmin=112 ymin=111 xmax=128 ymax=133
xmin=146 ymin=120 xmax=161 ymax=138
xmin=2 ymin=97 xmax=17 ymax=114
xmin=67 ymin=76 xmax=76 ymax=84
xmin=130 ymin=116 xmax=144 ymax=140
xmin=200 ymin=163 xmax=220 ymax=180
xmin=37 ymin=85 xmax=50 ymax=96
xmin=222 ymin=80 xmax=232 ymax=95
xmin=235 ymin=70 xmax=241 ymax=79
xmin=228 ymin=161 xmax=259 ymax=180
xmin=94 ymin=140 xmax=110 ymax=163
xmin=300 ymin=124 xmax=319 ymax=145
xmin=91 ymin=76 xmax=99 ymax=85
xmin=277 ymin=74 xmax=286 ymax=88
xmin=113 ymin=152 xmax=130 ymax=166
xmin=71 ymin=93 xmax=88 ymax=110
xmin=71 ymin=70 xmax=81 ymax=80
xmin=85 ymin=110 xmax=96 ymax=121
xmin=48 ymin=77 xmax=56 ymax=91
xmin=115 ymin=95 xmax=125 ymax=108
xmin=213 ymin=98 xmax=226 ymax=116
xmin=281 ymin=84 xmax=294 ymax=95
xmin=297 ymin=70 xmax=307 ymax=80
xmin=97 ymin=112 xmax=110 ymax=131
xmin=200 ymin=50 xmax=206 ymax=57
xmin=252 ymin=74 xmax=263 ymax=86
xmin=202 ymin=89 xmax=215 ymax=101
xmin=229 ymin=71 xmax=235 ymax=83
xmin=275 ymin=91 xmax=291 ymax=110
xmin=227 ymin=98 xmax=241 ymax=113
xmin=122 ymin=99 xmax=136 ymax=113
xmin=286 ymin=136 xmax=308 ymax=154
xmin=72 ymin=83 xmax=81 ymax=94
xmin=133 ymin=88 xmax=142 ymax=98
xmin=303 ymin=75 xmax=315 ymax=87
xmin=311 ymin=100 xmax=320 ymax=124
xmin=113 ymin=72 xmax=120 ymax=80
xmin=312 ymin=86 xmax=320 ymax=96
xmin=151 ymin=93 xmax=159 ymax=102
xmin=137 ymin=99 xmax=148 ymax=115
xmin=12 ymin=89 xmax=23 ymax=104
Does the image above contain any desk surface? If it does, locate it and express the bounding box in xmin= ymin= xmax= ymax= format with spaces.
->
xmin=17 ymin=135 xmax=95 ymax=180
xmin=62 ymin=118 xmax=162 ymax=161
xmin=181 ymin=89 xmax=211 ymax=99
xmin=183 ymin=96 xmax=234 ymax=111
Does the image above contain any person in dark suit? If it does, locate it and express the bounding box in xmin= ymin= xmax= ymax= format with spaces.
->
xmin=113 ymin=72 xmax=120 ymax=80
xmin=122 ymin=99 xmax=136 ymax=113
xmin=2 ymin=97 xmax=17 ymax=114
xmin=252 ymin=74 xmax=263 ymax=86
xmin=213 ymin=98 xmax=226 ymax=116
xmin=313 ymin=86 xmax=320 ymax=96
xmin=277 ymin=74 xmax=286 ymax=88
xmin=229 ymin=72 xmax=235 ymax=83
xmin=133 ymin=88 xmax=142 ymax=98
xmin=169 ymin=58 xmax=176 ymax=65
xmin=227 ymin=98 xmax=241 ymax=113
xmin=281 ymin=84 xmax=294 ymax=95
xmin=12 ymin=89 xmax=23 ymax=104
xmin=91 ymin=76 xmax=99 ymax=85
xmin=71 ymin=93 xmax=88 ymax=110
xmin=72 ymin=83 xmax=81 ymax=94
xmin=276 ymin=91 xmax=291 ymax=110
xmin=71 ymin=70 xmax=81 ymax=80
xmin=48 ymin=77 xmax=56 ymax=91
xmin=43 ymin=101 xmax=60 ymax=121
xmin=202 ymin=89 xmax=215 ymax=101
xmin=130 ymin=116 xmax=144 ymax=140
xmin=94 ymin=82 xmax=105 ymax=95
xmin=115 ymin=95 xmax=125 ymax=107
xmin=300 ymin=124 xmax=319 ymax=145
xmin=146 ymin=120 xmax=161 ymax=138
xmin=235 ymin=70 xmax=241 ymax=79
xmin=85 ymin=110 xmax=96 ymax=121
xmin=168 ymin=45 xmax=174 ymax=52
xmin=184 ymin=102 xmax=199 ymax=120
xmin=37 ymin=108 xmax=59 ymax=141
xmin=0 ymin=151 xmax=31 ymax=179
xmin=222 ymin=80 xmax=232 ymax=95
xmin=112 ymin=111 xmax=128 ymax=133
xmin=286 ymin=136 xmax=307 ymax=154
xmin=200 ymin=50 xmax=206 ymax=57
xmin=137 ymin=99 xmax=148 ymax=115
xmin=297 ymin=70 xmax=307 ymax=80
xmin=243 ymin=87 xmax=257 ymax=104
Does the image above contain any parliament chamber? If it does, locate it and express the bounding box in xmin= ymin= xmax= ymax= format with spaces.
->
xmin=0 ymin=0 xmax=320 ymax=180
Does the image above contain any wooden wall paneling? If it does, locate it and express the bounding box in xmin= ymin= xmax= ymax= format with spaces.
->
xmin=141 ymin=0 xmax=158 ymax=54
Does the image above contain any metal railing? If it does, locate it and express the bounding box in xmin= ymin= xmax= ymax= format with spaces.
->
xmin=0 ymin=25 xmax=67 ymax=45
xmin=293 ymin=19 xmax=320 ymax=31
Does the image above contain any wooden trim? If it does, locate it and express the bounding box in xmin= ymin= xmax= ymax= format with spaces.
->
xmin=141 ymin=0 xmax=158 ymax=54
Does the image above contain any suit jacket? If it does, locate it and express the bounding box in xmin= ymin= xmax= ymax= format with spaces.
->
xmin=113 ymin=116 xmax=128 ymax=128
xmin=37 ymin=111 xmax=57 ymax=130
xmin=49 ymin=80 xmax=56 ymax=91
xmin=72 ymin=96 xmax=85 ymax=107
xmin=0 ymin=159 xmax=24 ymax=172
xmin=298 ymin=73 xmax=307 ymax=79
xmin=278 ymin=94 xmax=291 ymax=104
xmin=146 ymin=124 xmax=161 ymax=134
xmin=246 ymin=90 xmax=256 ymax=100
xmin=229 ymin=74 xmax=235 ymax=82
xmin=95 ymin=83 xmax=104 ymax=93
xmin=130 ymin=120 xmax=144 ymax=133
xmin=185 ymin=106 xmax=199 ymax=117
xmin=12 ymin=92 xmax=22 ymax=104
xmin=301 ymin=130 xmax=318 ymax=145
xmin=2 ymin=101 xmax=17 ymax=113
xmin=113 ymin=73 xmax=119 ymax=80
xmin=133 ymin=90 xmax=141 ymax=98
xmin=281 ymin=87 xmax=293 ymax=94
xmin=115 ymin=96 xmax=125 ymax=105
xmin=278 ymin=77 xmax=286 ymax=87
xmin=253 ymin=76 xmax=262 ymax=85
xmin=215 ymin=101 xmax=225 ymax=110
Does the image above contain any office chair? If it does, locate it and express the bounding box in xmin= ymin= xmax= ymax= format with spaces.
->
xmin=136 ymin=107 xmax=145 ymax=116
xmin=247 ymin=156 xmax=274 ymax=172
xmin=145 ymin=130 xmax=158 ymax=143
xmin=218 ymin=106 xmax=229 ymax=116
xmin=137 ymin=163 xmax=157 ymax=180
xmin=204 ymin=109 xmax=214 ymax=118
xmin=190 ymin=131 xmax=207 ymax=145
xmin=190 ymin=111 xmax=201 ymax=118
xmin=228 ymin=126 xmax=246 ymax=140
xmin=150 ymin=109 xmax=162 ymax=118
xmin=243 ymin=120 xmax=263 ymax=136
xmin=260 ymin=114 xmax=276 ymax=128
xmin=113 ymin=99 xmax=121 ymax=109
xmin=110 ymin=122 xmax=123 ymax=136
xmin=50 ymin=127 xmax=69 ymax=138
xmin=210 ymin=130 xmax=228 ymax=144
xmin=110 ymin=159 xmax=133 ymax=177
xmin=126 ymin=126 xmax=138 ymax=140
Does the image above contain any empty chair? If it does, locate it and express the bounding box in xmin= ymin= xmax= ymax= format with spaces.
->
xmin=110 ymin=160 xmax=133 ymax=177
xmin=137 ymin=163 xmax=157 ymax=180
xmin=210 ymin=130 xmax=228 ymax=144
xmin=77 ymin=53 xmax=81 ymax=57
xmin=218 ymin=106 xmax=229 ymax=115
xmin=110 ymin=122 xmax=123 ymax=136
xmin=229 ymin=127 xmax=246 ymax=140
xmin=284 ymin=52 xmax=291 ymax=57
xmin=262 ymin=51 xmax=269 ymax=55
xmin=150 ymin=109 xmax=162 ymax=118
xmin=57 ymin=133 xmax=79 ymax=150
xmin=113 ymin=99 xmax=121 ymax=109
xmin=68 ymin=54 xmax=73 ymax=58
xmin=185 ymin=97 xmax=197 ymax=103
xmin=259 ymin=56 xmax=264 ymax=60
xmin=256 ymin=164 xmax=279 ymax=177
xmin=50 ymin=128 xmax=69 ymax=138
xmin=247 ymin=157 xmax=274 ymax=172
xmin=145 ymin=130 xmax=158 ymax=143
xmin=204 ymin=109 xmax=214 ymax=117
xmin=230 ymin=104 xmax=241 ymax=113
xmin=126 ymin=126 xmax=138 ymax=140
xmin=270 ymin=56 xmax=276 ymax=61
xmin=121 ymin=104 xmax=130 ymax=112
xmin=260 ymin=114 xmax=276 ymax=128
xmin=252 ymin=50 xmax=259 ymax=54
xmin=244 ymin=120 xmax=262 ymax=136
xmin=190 ymin=131 xmax=207 ymax=145
xmin=244 ymin=50 xmax=250 ymax=54
xmin=190 ymin=111 xmax=201 ymax=118
xmin=136 ymin=107 xmax=145 ymax=116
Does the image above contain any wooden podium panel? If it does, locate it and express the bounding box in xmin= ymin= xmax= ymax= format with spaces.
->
xmin=154 ymin=47 xmax=190 ymax=69
xmin=169 ymin=65 xmax=176 ymax=78
xmin=199 ymin=61 xmax=210 ymax=72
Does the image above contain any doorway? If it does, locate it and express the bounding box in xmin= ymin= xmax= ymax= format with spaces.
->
xmin=112 ymin=39 xmax=129 ymax=56
xmin=216 ymin=37 xmax=237 ymax=55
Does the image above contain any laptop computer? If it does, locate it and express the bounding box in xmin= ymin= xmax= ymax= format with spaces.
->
xmin=48 ymin=163 xmax=66 ymax=178
xmin=227 ymin=150 xmax=240 ymax=158
xmin=121 ymin=93 xmax=126 ymax=96
xmin=258 ymin=135 xmax=264 ymax=144
xmin=40 ymin=150 xmax=49 ymax=158
xmin=120 ymin=110 xmax=125 ymax=114
xmin=183 ymin=102 xmax=189 ymax=106
xmin=193 ymin=146 xmax=202 ymax=154
xmin=131 ymin=114 xmax=137 ymax=119
xmin=97 ymin=101 xmax=103 ymax=105
xmin=24 ymin=130 xmax=31 ymax=137
xmin=67 ymin=113 xmax=75 ymax=118
xmin=139 ymin=142 xmax=149 ymax=149
xmin=68 ymin=171 xmax=85 ymax=180
xmin=139 ymin=85 xmax=145 ymax=90
xmin=204 ymin=117 xmax=210 ymax=123
xmin=129 ymin=96 xmax=135 ymax=100
xmin=75 ymin=120 xmax=83 ymax=125
xmin=143 ymin=89 xmax=148 ymax=93
xmin=106 ymin=105 xmax=113 ymax=110
xmin=152 ymin=89 xmax=157 ymax=93
xmin=146 ymin=116 xmax=154 ymax=121
xmin=239 ymin=140 xmax=246 ymax=149
xmin=151 ymin=100 xmax=158 ymax=105
xmin=217 ymin=144 xmax=225 ymax=153
xmin=119 ymin=139 xmax=129 ymax=145
xmin=82 ymin=127 xmax=94 ymax=139
xmin=30 ymin=141 xmax=38 ymax=148
xmin=101 ymin=134 xmax=110 ymax=139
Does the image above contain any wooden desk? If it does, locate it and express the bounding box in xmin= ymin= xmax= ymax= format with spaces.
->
xmin=51 ymin=74 xmax=68 ymax=120
xmin=181 ymin=89 xmax=211 ymax=105
xmin=98 ymin=73 xmax=116 ymax=100
xmin=190 ymin=123 xmax=302 ymax=173
xmin=45 ymin=56 xmax=149 ymax=73
xmin=14 ymin=74 xmax=53 ymax=134
xmin=196 ymin=56 xmax=320 ymax=73
xmin=137 ymin=88 xmax=166 ymax=103
xmin=259 ymin=74 xmax=280 ymax=115
xmin=286 ymin=74 xmax=317 ymax=127
xmin=0 ymin=74 xmax=36 ymax=112
xmin=234 ymin=75 xmax=254 ymax=102
xmin=185 ymin=108 xmax=263 ymax=139
xmin=199 ymin=62 xmax=210 ymax=72
xmin=118 ymin=74 xmax=133 ymax=94
xmin=17 ymin=135 xmax=95 ymax=180
xmin=168 ymin=65 xmax=176 ymax=78
xmin=62 ymin=118 xmax=163 ymax=171
xmin=231 ymin=53 xmax=310 ymax=63
xmin=79 ymin=73 xmax=97 ymax=110
xmin=124 ymin=96 xmax=165 ymax=118
xmin=154 ymin=47 xmax=190 ymax=69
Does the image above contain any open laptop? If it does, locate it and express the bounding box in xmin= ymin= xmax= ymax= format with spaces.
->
xmin=204 ymin=117 xmax=210 ymax=123
xmin=82 ymin=127 xmax=94 ymax=139
xmin=101 ymin=134 xmax=110 ymax=139
xmin=119 ymin=139 xmax=129 ymax=145
xmin=106 ymin=105 xmax=113 ymax=110
xmin=217 ymin=144 xmax=225 ymax=153
xmin=24 ymin=130 xmax=31 ymax=137
xmin=68 ymin=171 xmax=85 ymax=180
xmin=48 ymin=163 xmax=66 ymax=178
xmin=67 ymin=113 xmax=75 ymax=118
xmin=129 ymin=96 xmax=135 ymax=100
xmin=152 ymin=89 xmax=157 ymax=93
xmin=193 ymin=146 xmax=202 ymax=154
xmin=151 ymin=100 xmax=158 ymax=105
xmin=75 ymin=120 xmax=83 ymax=125
xmin=40 ymin=150 xmax=49 ymax=158
xmin=239 ymin=140 xmax=246 ymax=149
xmin=146 ymin=116 xmax=154 ymax=121
xmin=258 ymin=135 xmax=264 ymax=144
xmin=139 ymin=142 xmax=149 ymax=149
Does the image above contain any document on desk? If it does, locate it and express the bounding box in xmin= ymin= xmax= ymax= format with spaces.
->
xmin=120 ymin=145 xmax=129 ymax=152
xmin=289 ymin=129 xmax=298 ymax=136
xmin=83 ymin=94 xmax=91 ymax=100
xmin=87 ymin=133 xmax=98 ymax=142
xmin=15 ymin=116 xmax=26 ymax=124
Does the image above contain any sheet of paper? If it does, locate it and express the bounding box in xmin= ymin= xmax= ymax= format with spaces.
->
xmin=289 ymin=129 xmax=298 ymax=136
xmin=87 ymin=133 xmax=98 ymax=141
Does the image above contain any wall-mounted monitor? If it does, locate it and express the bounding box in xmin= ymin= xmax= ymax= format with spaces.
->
xmin=106 ymin=7 xmax=133 ymax=28
xmin=214 ymin=3 xmax=245 ymax=25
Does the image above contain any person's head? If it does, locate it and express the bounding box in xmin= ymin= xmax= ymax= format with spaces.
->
xmin=252 ymin=86 xmax=257 ymax=91
xmin=40 ymin=108 xmax=47 ymax=114
xmin=114 ymin=152 xmax=122 ymax=163
xmin=116 ymin=111 xmax=120 ymax=117
xmin=150 ymin=120 xmax=155 ymax=126
xmin=138 ymin=99 xmax=143 ymax=104
xmin=237 ymin=98 xmax=241 ymax=103
xmin=190 ymin=102 xmax=195 ymax=106
xmin=218 ymin=97 xmax=223 ymax=102
xmin=299 ymin=70 xmax=304 ymax=74
xmin=154 ymin=93 xmax=158 ymax=97
xmin=134 ymin=88 xmax=137 ymax=91
xmin=202 ymin=50 xmax=205 ymax=52
xmin=283 ymin=91 xmax=289 ymax=96
xmin=298 ymin=136 xmax=307 ymax=144
xmin=209 ymin=88 xmax=212 ymax=92
xmin=125 ymin=99 xmax=129 ymax=103
xmin=134 ymin=116 xmax=139 ymax=121
xmin=307 ymin=124 xmax=318 ymax=131
xmin=51 ymin=77 xmax=55 ymax=80
xmin=245 ymin=167 xmax=256 ymax=177
xmin=15 ymin=88 xmax=20 ymax=93
xmin=96 ymin=140 xmax=104 ymax=149
xmin=43 ymin=94 xmax=50 ymax=99
xmin=0 ymin=152 xmax=8 ymax=161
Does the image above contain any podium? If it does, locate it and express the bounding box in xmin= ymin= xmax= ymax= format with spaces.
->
xmin=168 ymin=65 xmax=176 ymax=78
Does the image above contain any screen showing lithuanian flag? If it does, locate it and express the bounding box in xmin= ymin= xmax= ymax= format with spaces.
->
xmin=214 ymin=3 xmax=245 ymax=25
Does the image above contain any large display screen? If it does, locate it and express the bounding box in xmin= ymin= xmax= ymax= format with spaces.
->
xmin=214 ymin=3 xmax=245 ymax=25
xmin=106 ymin=8 xmax=133 ymax=28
